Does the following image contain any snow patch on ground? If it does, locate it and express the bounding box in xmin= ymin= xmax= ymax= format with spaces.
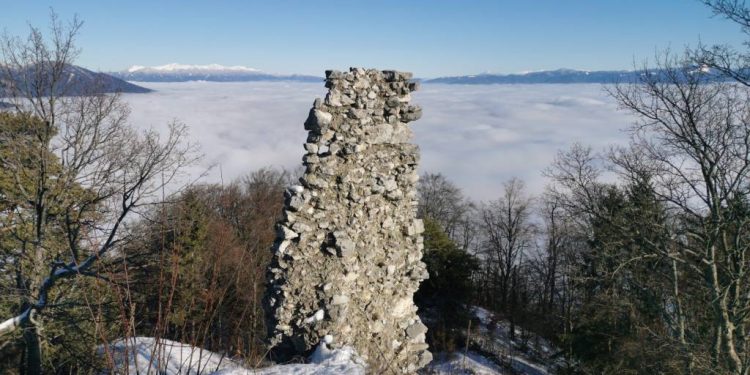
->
xmin=99 ymin=305 xmax=562 ymax=374
xmin=99 ymin=337 xmax=238 ymax=374
xmin=217 ymin=343 xmax=365 ymax=375
xmin=100 ymin=337 xmax=365 ymax=375
xmin=472 ymin=306 xmax=494 ymax=325
xmin=425 ymin=306 xmax=558 ymax=375
xmin=422 ymin=351 xmax=507 ymax=374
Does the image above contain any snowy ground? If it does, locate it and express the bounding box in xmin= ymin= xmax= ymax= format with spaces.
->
xmin=216 ymin=344 xmax=365 ymax=375
xmin=421 ymin=351 xmax=507 ymax=375
xmin=469 ymin=306 xmax=555 ymax=374
xmin=100 ymin=306 xmax=560 ymax=375
xmin=421 ymin=306 xmax=559 ymax=375
xmin=100 ymin=337 xmax=365 ymax=375
xmin=99 ymin=337 xmax=235 ymax=374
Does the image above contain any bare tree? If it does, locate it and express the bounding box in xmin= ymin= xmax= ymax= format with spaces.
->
xmin=417 ymin=172 xmax=477 ymax=250
xmin=0 ymin=13 xmax=196 ymax=373
xmin=534 ymin=191 xmax=571 ymax=316
xmin=533 ymin=191 xmax=584 ymax=369
xmin=478 ymin=178 xmax=534 ymax=320
xmin=543 ymin=143 xmax=608 ymax=228
xmin=694 ymin=0 xmax=750 ymax=87
xmin=610 ymin=51 xmax=750 ymax=374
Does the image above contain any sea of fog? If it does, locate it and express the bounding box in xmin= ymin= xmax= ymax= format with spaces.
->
xmin=122 ymin=82 xmax=636 ymax=201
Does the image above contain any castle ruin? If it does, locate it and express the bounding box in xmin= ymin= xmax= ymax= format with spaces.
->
xmin=264 ymin=68 xmax=431 ymax=373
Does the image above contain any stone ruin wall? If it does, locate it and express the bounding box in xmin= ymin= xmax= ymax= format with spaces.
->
xmin=264 ymin=68 xmax=431 ymax=373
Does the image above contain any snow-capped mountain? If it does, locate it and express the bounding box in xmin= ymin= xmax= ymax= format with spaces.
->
xmin=126 ymin=63 xmax=261 ymax=73
xmin=111 ymin=63 xmax=321 ymax=83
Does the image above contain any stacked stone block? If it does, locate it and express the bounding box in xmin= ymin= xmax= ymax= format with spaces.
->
xmin=264 ymin=68 xmax=431 ymax=373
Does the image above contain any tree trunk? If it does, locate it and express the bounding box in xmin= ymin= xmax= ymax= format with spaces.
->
xmin=709 ymin=244 xmax=743 ymax=374
xmin=672 ymin=259 xmax=692 ymax=375
xmin=21 ymin=322 xmax=42 ymax=375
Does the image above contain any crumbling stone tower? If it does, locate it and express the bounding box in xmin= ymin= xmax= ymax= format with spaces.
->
xmin=264 ymin=68 xmax=431 ymax=373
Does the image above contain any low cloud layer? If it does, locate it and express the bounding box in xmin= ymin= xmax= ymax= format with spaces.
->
xmin=123 ymin=82 xmax=635 ymax=201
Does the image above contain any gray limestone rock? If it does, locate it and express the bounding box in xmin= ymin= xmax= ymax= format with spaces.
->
xmin=402 ymin=105 xmax=423 ymax=122
xmin=406 ymin=321 xmax=428 ymax=339
xmin=264 ymin=68 xmax=429 ymax=374
xmin=333 ymin=231 xmax=356 ymax=258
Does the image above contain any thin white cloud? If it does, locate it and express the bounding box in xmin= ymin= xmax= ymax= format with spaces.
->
xmin=123 ymin=82 xmax=636 ymax=201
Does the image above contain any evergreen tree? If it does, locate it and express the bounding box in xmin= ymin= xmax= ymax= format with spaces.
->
xmin=416 ymin=218 xmax=478 ymax=352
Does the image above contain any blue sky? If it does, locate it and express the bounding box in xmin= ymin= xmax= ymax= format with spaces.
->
xmin=1 ymin=0 xmax=746 ymax=77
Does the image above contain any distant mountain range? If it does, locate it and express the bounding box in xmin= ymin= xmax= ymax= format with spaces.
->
xmin=423 ymin=67 xmax=726 ymax=84
xmin=423 ymin=69 xmax=643 ymax=84
xmin=108 ymin=65 xmax=690 ymax=85
xmin=0 ymin=64 xmax=722 ymax=98
xmin=111 ymin=63 xmax=322 ymax=83
xmin=0 ymin=64 xmax=151 ymax=96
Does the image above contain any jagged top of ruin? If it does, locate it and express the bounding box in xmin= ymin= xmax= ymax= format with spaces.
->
xmin=303 ymin=68 xmax=422 ymax=144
